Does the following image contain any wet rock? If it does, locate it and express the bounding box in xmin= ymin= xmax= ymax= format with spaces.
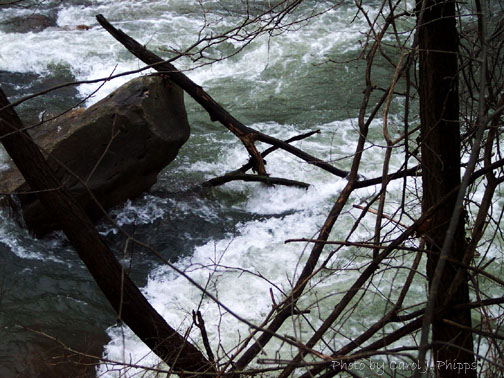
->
xmin=0 ymin=14 xmax=57 ymax=33
xmin=0 ymin=75 xmax=190 ymax=237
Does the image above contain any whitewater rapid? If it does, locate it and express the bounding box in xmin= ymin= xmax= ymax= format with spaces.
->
xmin=1 ymin=1 xmax=422 ymax=376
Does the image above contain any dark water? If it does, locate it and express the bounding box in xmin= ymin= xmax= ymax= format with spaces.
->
xmin=0 ymin=171 xmax=278 ymax=375
xmin=0 ymin=234 xmax=111 ymax=376
xmin=0 ymin=69 xmax=82 ymax=125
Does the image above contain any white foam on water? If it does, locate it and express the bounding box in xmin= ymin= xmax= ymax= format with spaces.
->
xmin=97 ymin=196 xmax=169 ymax=236
xmin=1 ymin=0 xmax=368 ymax=114
xmin=0 ymin=210 xmax=66 ymax=264
xmin=97 ymin=114 xmax=396 ymax=375
xmin=99 ymin=209 xmax=338 ymax=375
xmin=114 ymin=197 xmax=167 ymax=226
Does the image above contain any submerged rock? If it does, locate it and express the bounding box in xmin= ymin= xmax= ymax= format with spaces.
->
xmin=0 ymin=75 xmax=190 ymax=237
xmin=0 ymin=14 xmax=57 ymax=33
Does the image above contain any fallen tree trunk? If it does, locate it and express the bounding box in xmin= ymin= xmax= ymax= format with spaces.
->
xmin=0 ymin=88 xmax=212 ymax=375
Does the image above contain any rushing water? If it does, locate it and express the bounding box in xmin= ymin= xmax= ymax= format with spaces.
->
xmin=2 ymin=1 xmax=399 ymax=376
xmin=2 ymin=1 xmax=499 ymax=377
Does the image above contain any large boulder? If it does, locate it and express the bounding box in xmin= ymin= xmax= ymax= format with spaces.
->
xmin=0 ymin=75 xmax=190 ymax=237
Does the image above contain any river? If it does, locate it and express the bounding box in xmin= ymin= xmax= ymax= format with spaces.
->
xmin=1 ymin=1 xmax=493 ymax=377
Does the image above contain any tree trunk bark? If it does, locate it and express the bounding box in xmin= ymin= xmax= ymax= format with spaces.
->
xmin=417 ymin=0 xmax=476 ymax=376
xmin=0 ymin=89 xmax=212 ymax=375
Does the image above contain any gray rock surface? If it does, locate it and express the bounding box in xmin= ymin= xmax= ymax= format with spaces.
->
xmin=0 ymin=75 xmax=190 ymax=236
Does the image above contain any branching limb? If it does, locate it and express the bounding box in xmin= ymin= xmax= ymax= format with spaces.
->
xmin=193 ymin=310 xmax=216 ymax=363
xmin=202 ymin=172 xmax=309 ymax=189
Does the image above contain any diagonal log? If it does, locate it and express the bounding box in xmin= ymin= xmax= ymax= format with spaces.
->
xmin=0 ymin=88 xmax=212 ymax=375
xmin=97 ymin=14 xmax=267 ymax=176
xmin=96 ymin=14 xmax=349 ymax=179
xmin=202 ymin=172 xmax=309 ymax=188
